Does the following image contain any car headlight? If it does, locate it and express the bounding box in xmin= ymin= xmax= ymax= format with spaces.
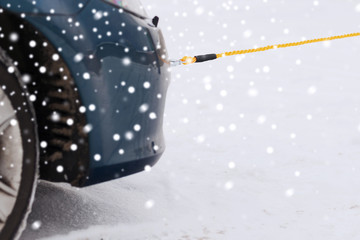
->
xmin=103 ymin=0 xmax=147 ymax=17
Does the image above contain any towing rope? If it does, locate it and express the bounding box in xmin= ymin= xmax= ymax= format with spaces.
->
xmin=172 ymin=32 xmax=360 ymax=66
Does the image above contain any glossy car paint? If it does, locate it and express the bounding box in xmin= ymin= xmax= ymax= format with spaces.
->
xmin=0 ymin=0 xmax=170 ymax=185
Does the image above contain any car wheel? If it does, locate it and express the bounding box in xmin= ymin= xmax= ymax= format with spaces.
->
xmin=0 ymin=48 xmax=38 ymax=240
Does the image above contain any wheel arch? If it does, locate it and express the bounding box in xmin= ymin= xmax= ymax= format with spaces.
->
xmin=0 ymin=10 xmax=90 ymax=187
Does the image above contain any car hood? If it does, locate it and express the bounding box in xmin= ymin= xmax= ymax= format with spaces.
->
xmin=0 ymin=0 xmax=89 ymax=15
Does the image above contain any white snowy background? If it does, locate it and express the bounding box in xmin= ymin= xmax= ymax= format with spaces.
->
xmin=21 ymin=0 xmax=360 ymax=239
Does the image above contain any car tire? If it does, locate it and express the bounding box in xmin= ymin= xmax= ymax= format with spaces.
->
xmin=0 ymin=48 xmax=38 ymax=240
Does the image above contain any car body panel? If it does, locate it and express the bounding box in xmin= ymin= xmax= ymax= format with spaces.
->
xmin=2 ymin=0 xmax=89 ymax=15
xmin=0 ymin=0 xmax=170 ymax=185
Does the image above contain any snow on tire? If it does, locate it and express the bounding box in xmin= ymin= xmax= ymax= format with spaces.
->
xmin=0 ymin=47 xmax=38 ymax=240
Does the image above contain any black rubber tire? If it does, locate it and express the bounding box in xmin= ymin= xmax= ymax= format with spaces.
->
xmin=0 ymin=48 xmax=38 ymax=240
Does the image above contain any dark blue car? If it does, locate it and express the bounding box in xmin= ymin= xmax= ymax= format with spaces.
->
xmin=0 ymin=0 xmax=170 ymax=239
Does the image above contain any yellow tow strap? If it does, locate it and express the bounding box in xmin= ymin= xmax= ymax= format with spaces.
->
xmin=175 ymin=32 xmax=360 ymax=66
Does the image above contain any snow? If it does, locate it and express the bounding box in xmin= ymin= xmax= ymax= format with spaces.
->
xmin=21 ymin=0 xmax=360 ymax=239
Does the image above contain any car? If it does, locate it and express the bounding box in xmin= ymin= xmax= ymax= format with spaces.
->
xmin=0 ymin=0 xmax=170 ymax=239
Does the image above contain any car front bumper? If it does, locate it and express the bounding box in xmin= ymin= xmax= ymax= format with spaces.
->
xmin=17 ymin=0 xmax=171 ymax=185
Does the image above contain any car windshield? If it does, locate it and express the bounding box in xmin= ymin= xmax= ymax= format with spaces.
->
xmin=105 ymin=0 xmax=147 ymax=17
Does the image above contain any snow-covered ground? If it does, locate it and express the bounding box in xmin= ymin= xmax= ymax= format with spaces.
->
xmin=21 ymin=0 xmax=360 ymax=239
